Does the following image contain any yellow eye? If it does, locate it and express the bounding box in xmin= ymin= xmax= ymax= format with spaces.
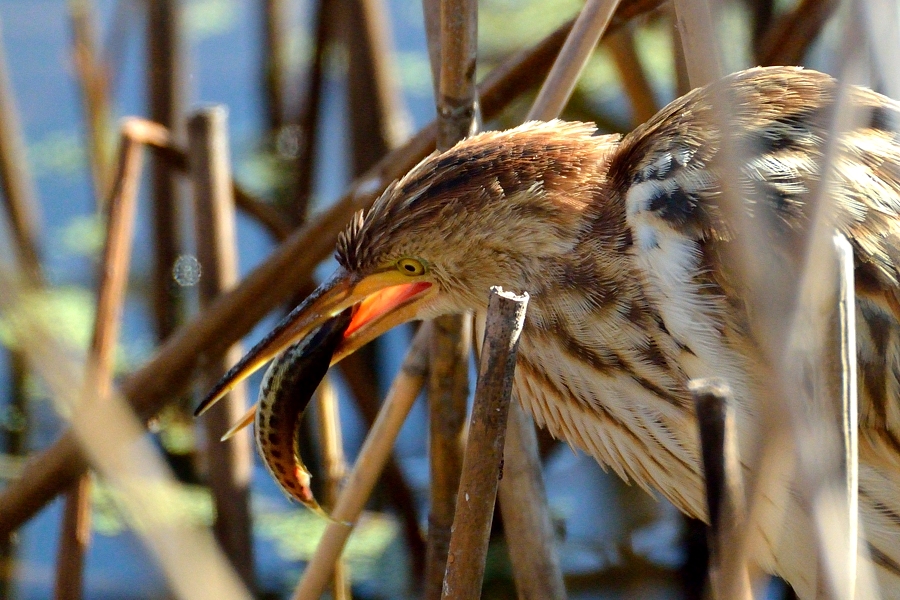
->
xmin=396 ymin=257 xmax=426 ymax=276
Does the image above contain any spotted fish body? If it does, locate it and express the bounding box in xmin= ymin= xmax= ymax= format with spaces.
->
xmin=254 ymin=309 xmax=352 ymax=510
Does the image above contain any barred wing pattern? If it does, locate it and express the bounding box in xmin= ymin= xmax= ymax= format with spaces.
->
xmin=619 ymin=67 xmax=900 ymax=598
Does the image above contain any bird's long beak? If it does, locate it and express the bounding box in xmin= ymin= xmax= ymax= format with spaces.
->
xmin=194 ymin=269 xmax=434 ymax=417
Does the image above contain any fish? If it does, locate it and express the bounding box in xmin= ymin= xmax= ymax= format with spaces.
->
xmin=252 ymin=308 xmax=352 ymax=518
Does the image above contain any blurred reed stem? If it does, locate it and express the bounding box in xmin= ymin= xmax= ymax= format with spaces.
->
xmin=292 ymin=0 xmax=329 ymax=222
xmin=351 ymin=0 xmax=410 ymax=152
xmin=424 ymin=0 xmax=478 ymax=597
xmin=494 ymin=3 xmax=629 ymax=596
xmin=344 ymin=0 xmax=425 ymax=577
xmin=262 ymin=0 xmax=287 ymax=131
xmin=0 ymin=16 xmax=41 ymax=284
xmin=315 ymin=378 xmax=351 ymax=600
xmin=55 ymin=121 xmax=147 ymax=600
xmin=607 ymin=24 xmax=658 ymax=125
xmin=757 ymin=0 xmax=838 ymax=67
xmin=68 ymin=0 xmax=113 ymax=205
xmin=497 ymin=402 xmax=568 ymax=599
xmin=146 ymin=139 xmax=294 ymax=240
xmin=188 ymin=107 xmax=256 ymax=592
xmin=671 ymin=0 xmax=722 ymax=87
xmin=527 ymin=0 xmax=621 ymax=122
xmin=147 ymin=0 xmax=185 ymax=344
xmin=0 ymin=18 xmax=41 ymax=592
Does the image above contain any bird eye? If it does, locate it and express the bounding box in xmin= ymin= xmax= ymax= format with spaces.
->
xmin=396 ymin=257 xmax=426 ymax=276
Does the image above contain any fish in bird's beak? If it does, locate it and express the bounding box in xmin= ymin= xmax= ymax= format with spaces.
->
xmin=194 ymin=268 xmax=436 ymax=417
xmin=251 ymin=308 xmax=351 ymax=515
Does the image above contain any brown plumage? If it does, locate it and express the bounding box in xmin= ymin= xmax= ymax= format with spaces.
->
xmin=203 ymin=66 xmax=900 ymax=598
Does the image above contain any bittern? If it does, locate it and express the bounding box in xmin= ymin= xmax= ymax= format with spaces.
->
xmin=199 ymin=66 xmax=900 ymax=598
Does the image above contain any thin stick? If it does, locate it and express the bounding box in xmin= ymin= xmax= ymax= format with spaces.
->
xmin=69 ymin=0 xmax=113 ymax=204
xmin=355 ymin=0 xmax=409 ymax=149
xmin=670 ymin=0 xmax=723 ymax=87
xmin=261 ymin=0 xmax=287 ymax=131
xmin=688 ymin=379 xmax=751 ymax=600
xmin=337 ymin=1 xmax=424 ymax=573
xmin=832 ymin=233 xmax=859 ymax=598
xmin=0 ymin=270 xmax=252 ymax=600
xmin=292 ymin=0 xmax=329 ymax=221
xmin=0 ymin=3 xmax=668 ymax=532
xmin=336 ymin=353 xmax=426 ymax=577
xmin=0 ymin=351 xmax=28 ymax=597
xmin=144 ymin=139 xmax=293 ymax=241
xmin=606 ymin=25 xmax=657 ymax=124
xmin=424 ymin=315 xmax=471 ymax=599
xmin=421 ymin=0 xmax=441 ymax=99
xmin=347 ymin=0 xmax=410 ymax=183
xmin=0 ymin=16 xmax=41 ymax=283
xmin=527 ymin=0 xmax=622 ymax=122
xmin=678 ymin=6 xmax=868 ymax=598
xmin=291 ymin=325 xmax=431 ymax=600
xmin=315 ymin=378 xmax=350 ymax=600
xmin=497 ymin=402 xmax=566 ymax=600
xmin=757 ymin=0 xmax=838 ymax=67
xmin=55 ymin=124 xmax=145 ymax=600
xmin=188 ymin=106 xmax=256 ymax=590
xmin=147 ymin=0 xmax=184 ymax=342
xmin=668 ymin=3 xmax=691 ymax=97
xmin=423 ymin=1 xmax=479 ymax=596
xmin=441 ymin=288 xmax=528 ymax=599
xmin=437 ymin=0 xmax=478 ymax=146
xmin=0 ymin=20 xmax=42 ymax=586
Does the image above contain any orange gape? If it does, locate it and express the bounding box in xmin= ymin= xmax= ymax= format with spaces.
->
xmin=254 ymin=308 xmax=352 ymax=518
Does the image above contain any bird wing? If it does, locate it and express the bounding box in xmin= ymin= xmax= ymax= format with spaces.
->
xmin=613 ymin=66 xmax=900 ymax=443
xmin=614 ymin=65 xmax=900 ymax=583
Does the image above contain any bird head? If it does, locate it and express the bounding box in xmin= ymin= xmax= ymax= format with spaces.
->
xmin=196 ymin=120 xmax=621 ymax=414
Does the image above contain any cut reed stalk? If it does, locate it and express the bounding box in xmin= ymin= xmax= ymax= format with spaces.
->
xmin=492 ymin=2 xmax=633 ymax=595
xmin=441 ymin=288 xmax=528 ymax=599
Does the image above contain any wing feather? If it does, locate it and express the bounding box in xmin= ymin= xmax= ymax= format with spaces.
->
xmin=613 ymin=66 xmax=900 ymax=585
